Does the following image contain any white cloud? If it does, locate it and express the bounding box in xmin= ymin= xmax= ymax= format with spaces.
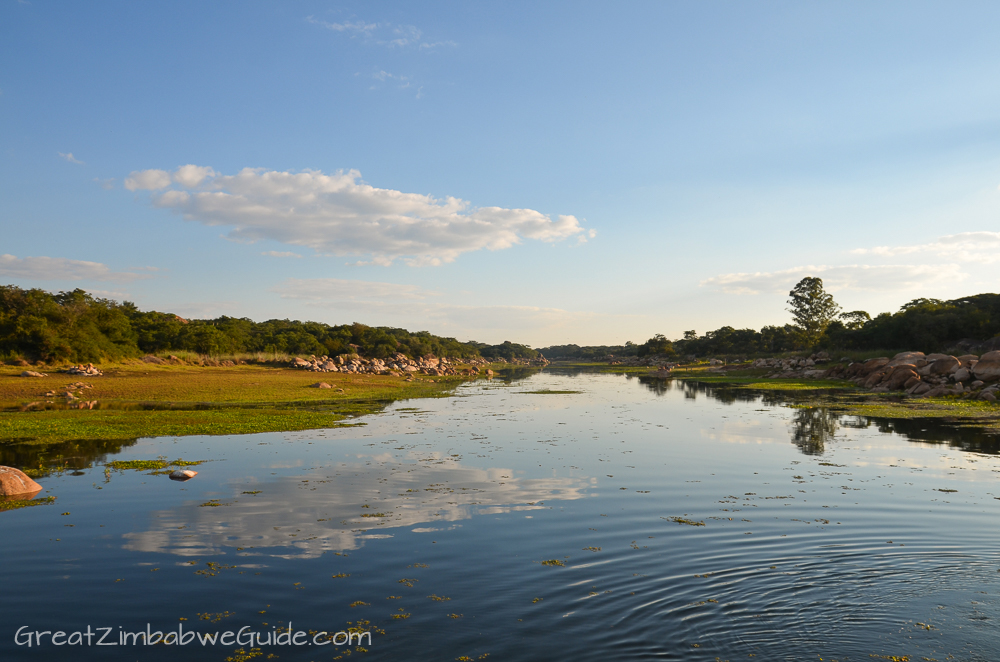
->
xmin=701 ymin=264 xmax=966 ymax=295
xmin=419 ymin=40 xmax=458 ymax=50
xmin=173 ymin=164 xmax=216 ymax=188
xmin=124 ymin=168 xmax=172 ymax=191
xmin=306 ymin=16 xmax=376 ymax=35
xmin=261 ymin=251 xmax=303 ymax=258
xmin=0 ymin=254 xmax=152 ymax=282
xmin=852 ymin=231 xmax=1000 ymax=264
xmin=308 ymin=15 xmax=455 ymax=50
xmin=94 ymin=177 xmax=116 ymax=190
xmin=134 ymin=165 xmax=589 ymax=265
xmin=58 ymin=152 xmax=84 ymax=165
xmin=373 ymin=70 xmax=408 ymax=83
xmin=386 ymin=24 xmax=421 ymax=47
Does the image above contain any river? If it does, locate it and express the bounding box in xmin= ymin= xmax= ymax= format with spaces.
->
xmin=2 ymin=369 xmax=999 ymax=661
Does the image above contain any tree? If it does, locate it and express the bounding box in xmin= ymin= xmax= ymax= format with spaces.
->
xmin=787 ymin=277 xmax=841 ymax=347
xmin=838 ymin=310 xmax=871 ymax=331
xmin=637 ymin=333 xmax=675 ymax=358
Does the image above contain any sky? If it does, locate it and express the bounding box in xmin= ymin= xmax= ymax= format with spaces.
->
xmin=2 ymin=1 xmax=1000 ymax=347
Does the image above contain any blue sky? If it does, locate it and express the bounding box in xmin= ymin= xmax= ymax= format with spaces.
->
xmin=3 ymin=1 xmax=1000 ymax=346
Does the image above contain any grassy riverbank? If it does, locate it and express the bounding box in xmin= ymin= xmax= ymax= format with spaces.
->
xmin=669 ymin=366 xmax=1000 ymax=431
xmin=0 ymin=363 xmax=478 ymax=446
xmin=552 ymin=361 xmax=857 ymax=388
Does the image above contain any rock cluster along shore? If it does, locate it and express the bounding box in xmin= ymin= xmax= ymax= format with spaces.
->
xmin=291 ymin=353 xmax=487 ymax=377
xmin=608 ymin=356 xmax=680 ymax=368
xmin=67 ymin=363 xmax=103 ymax=376
xmin=751 ymin=351 xmax=1000 ymax=400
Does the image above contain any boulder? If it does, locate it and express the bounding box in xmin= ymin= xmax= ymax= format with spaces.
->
xmin=902 ymin=376 xmax=921 ymax=390
xmin=864 ymin=368 xmax=891 ymax=389
xmin=921 ymin=385 xmax=953 ymax=398
xmin=973 ymin=360 xmax=1000 ymax=382
xmin=982 ymin=351 xmax=1000 ymax=362
xmin=859 ymin=358 xmax=890 ymax=376
xmin=311 ymin=382 xmax=332 ymax=389
xmin=910 ymin=382 xmax=932 ymax=395
xmin=887 ymin=367 xmax=919 ymax=389
xmin=981 ymin=392 xmax=997 ymax=402
xmin=20 ymin=370 xmax=47 ymax=378
xmin=952 ymin=367 xmax=971 ymax=382
xmin=0 ymin=466 xmax=42 ymax=497
xmin=924 ymin=353 xmax=952 ymax=362
xmin=957 ymin=354 xmax=979 ymax=366
xmin=893 ymin=351 xmax=925 ymax=362
xmin=927 ymin=356 xmax=960 ymax=375
xmin=168 ymin=470 xmax=198 ymax=481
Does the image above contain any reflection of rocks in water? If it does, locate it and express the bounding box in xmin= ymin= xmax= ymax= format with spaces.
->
xmin=840 ymin=416 xmax=1000 ymax=455
xmin=123 ymin=455 xmax=592 ymax=559
xmin=0 ymin=438 xmax=140 ymax=477
xmin=789 ymin=407 xmax=839 ymax=455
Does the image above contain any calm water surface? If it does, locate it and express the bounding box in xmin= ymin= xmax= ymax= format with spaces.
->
xmin=3 ymin=370 xmax=1000 ymax=661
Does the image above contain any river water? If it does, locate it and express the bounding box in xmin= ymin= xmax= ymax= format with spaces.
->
xmin=2 ymin=369 xmax=999 ymax=661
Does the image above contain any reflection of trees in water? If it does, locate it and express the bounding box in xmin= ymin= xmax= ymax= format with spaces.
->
xmin=624 ymin=374 xmax=1000 ymax=457
xmin=789 ymin=407 xmax=839 ymax=455
xmin=841 ymin=416 xmax=1000 ymax=455
xmin=0 ymin=438 xmax=141 ymax=476
xmin=496 ymin=367 xmax=543 ymax=383
xmin=633 ymin=375 xmax=673 ymax=396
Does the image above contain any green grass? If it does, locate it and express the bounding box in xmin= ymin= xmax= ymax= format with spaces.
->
xmin=0 ymin=363 xmax=476 ymax=446
xmin=830 ymin=397 xmax=1000 ymax=422
xmin=733 ymin=379 xmax=859 ymax=390
xmin=667 ymin=368 xmax=857 ymax=390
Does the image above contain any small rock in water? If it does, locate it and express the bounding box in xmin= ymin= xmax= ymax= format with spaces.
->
xmin=169 ymin=470 xmax=198 ymax=481
xmin=0 ymin=466 xmax=43 ymax=496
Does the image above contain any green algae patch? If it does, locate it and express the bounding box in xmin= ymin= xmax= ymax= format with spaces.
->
xmin=0 ymin=495 xmax=55 ymax=512
xmin=105 ymin=458 xmax=205 ymax=472
xmin=735 ymin=380 xmax=858 ymax=391
xmin=540 ymin=559 xmax=565 ymax=566
xmin=829 ymin=397 xmax=1000 ymax=425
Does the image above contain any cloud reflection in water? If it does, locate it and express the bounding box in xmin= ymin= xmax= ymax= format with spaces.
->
xmin=124 ymin=454 xmax=593 ymax=559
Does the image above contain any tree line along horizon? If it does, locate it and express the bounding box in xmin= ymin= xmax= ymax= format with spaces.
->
xmin=3 ymin=280 xmax=1000 ymax=364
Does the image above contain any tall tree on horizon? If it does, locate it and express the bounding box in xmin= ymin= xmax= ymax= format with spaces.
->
xmin=787 ymin=277 xmax=841 ymax=347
